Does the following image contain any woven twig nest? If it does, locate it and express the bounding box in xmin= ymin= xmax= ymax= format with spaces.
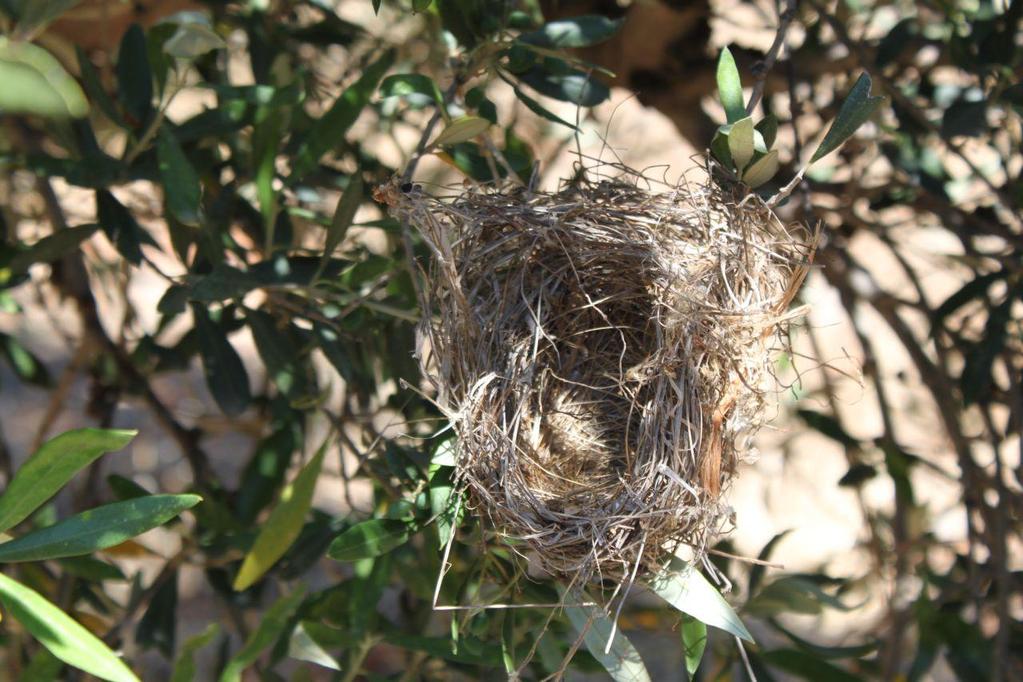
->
xmin=379 ymin=173 xmax=814 ymax=585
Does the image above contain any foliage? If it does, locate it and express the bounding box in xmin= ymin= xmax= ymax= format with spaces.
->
xmin=0 ymin=0 xmax=1018 ymax=680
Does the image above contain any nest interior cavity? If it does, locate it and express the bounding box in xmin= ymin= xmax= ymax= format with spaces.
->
xmin=386 ymin=175 xmax=813 ymax=585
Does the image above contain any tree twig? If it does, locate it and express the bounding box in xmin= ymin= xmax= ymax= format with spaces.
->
xmin=745 ymin=0 xmax=800 ymax=117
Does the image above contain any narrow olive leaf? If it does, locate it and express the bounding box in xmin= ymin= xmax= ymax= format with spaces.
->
xmin=727 ymin=117 xmax=756 ymax=171
xmin=219 ymin=586 xmax=307 ymax=682
xmin=76 ymin=46 xmax=126 ymax=127
xmin=0 ymin=573 xmax=139 ymax=682
xmin=742 ymin=149 xmax=780 ymax=188
xmin=327 ymin=518 xmax=411 ymax=561
xmin=0 ymin=428 xmax=136 ymax=533
xmin=646 ymin=556 xmax=753 ymax=642
xmin=287 ymin=622 xmax=341 ymax=671
xmin=0 ymin=494 xmax=200 ymax=562
xmin=519 ymin=15 xmax=624 ymax=48
xmin=431 ymin=115 xmax=491 ymax=147
xmin=681 ymin=616 xmax=707 ymax=679
xmin=710 ymin=129 xmax=733 ymax=168
xmin=156 ymin=128 xmax=202 ymax=226
xmin=810 ymin=73 xmax=885 ymax=163
xmin=191 ymin=304 xmax=251 ymax=416
xmin=756 ymin=114 xmax=778 ymax=149
xmin=163 ymin=23 xmax=226 ymax=60
xmin=0 ymin=333 xmax=51 ymax=386
xmin=716 ymin=47 xmax=745 ymax=124
xmin=379 ymin=74 xmax=443 ymax=103
xmin=232 ymin=443 xmax=326 ymax=591
xmin=0 ymin=38 xmax=88 ymax=118
xmin=8 ymin=224 xmax=99 ymax=275
xmin=116 ymin=23 xmax=154 ymax=125
xmin=13 ymin=0 xmax=85 ymax=38
xmin=564 ymin=604 xmax=652 ymax=682
xmin=322 ymin=173 xmax=363 ymax=265
xmin=510 ymin=80 xmax=578 ymax=130
xmin=291 ymin=49 xmax=394 ymax=178
xmin=170 ymin=623 xmax=220 ymax=682
xmin=761 ymin=649 xmax=863 ymax=682
xmin=246 ymin=309 xmax=308 ymax=399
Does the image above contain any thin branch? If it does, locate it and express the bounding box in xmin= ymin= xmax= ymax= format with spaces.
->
xmin=745 ymin=0 xmax=800 ymax=117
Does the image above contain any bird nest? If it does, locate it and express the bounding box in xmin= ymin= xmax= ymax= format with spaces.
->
xmin=378 ymin=173 xmax=814 ymax=585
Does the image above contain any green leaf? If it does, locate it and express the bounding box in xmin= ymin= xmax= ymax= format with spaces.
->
xmin=116 ymin=23 xmax=154 ymax=126
xmin=170 ymin=624 xmax=220 ymax=682
xmin=287 ymin=621 xmax=341 ymax=670
xmin=412 ymin=0 xmax=432 ymax=11
xmin=0 ymin=573 xmax=140 ymax=682
xmin=431 ymin=115 xmax=491 ymax=147
xmin=13 ymin=0 xmax=84 ymax=37
xmin=519 ymin=15 xmax=623 ymax=48
xmin=564 ymin=602 xmax=651 ymax=682
xmin=796 ymin=410 xmax=859 ymax=449
xmin=246 ymin=309 xmax=310 ymax=400
xmin=727 ymin=116 xmax=756 ymax=170
xmin=0 ymin=38 xmax=88 ymax=118
xmin=322 ymin=172 xmax=363 ymax=265
xmin=710 ymin=129 xmax=733 ymax=168
xmin=96 ymin=189 xmax=154 ymax=265
xmin=291 ymin=49 xmax=394 ymax=179
xmin=681 ymin=615 xmax=707 ymax=679
xmin=769 ymin=619 xmax=878 ymax=659
xmin=233 ymin=443 xmax=326 ymax=591
xmin=7 ymin=224 xmax=99 ymax=276
xmin=0 ymin=333 xmax=51 ymax=386
xmin=0 ymin=494 xmax=200 ymax=562
xmin=756 ymin=114 xmax=778 ymax=149
xmin=219 ymin=586 xmax=306 ymax=682
xmin=0 ymin=428 xmax=135 ymax=533
xmin=941 ymin=99 xmax=987 ymax=138
xmin=191 ymin=304 xmax=251 ymax=416
xmin=646 ymin=556 xmax=753 ymax=642
xmin=748 ymin=530 xmax=791 ymax=596
xmin=747 ymin=576 xmax=854 ymax=617
xmin=761 ymin=649 xmax=862 ymax=682
xmin=163 ymin=23 xmax=226 ymax=59
xmin=810 ymin=73 xmax=885 ymax=163
xmin=716 ymin=47 xmax=745 ymax=123
xmin=156 ymin=128 xmax=202 ymax=226
xmin=379 ymin=73 xmax=442 ymax=103
xmin=508 ymin=79 xmax=578 ymax=129
xmin=429 ymin=468 xmax=459 ymax=548
xmin=327 ymin=518 xmax=411 ymax=561
xmin=518 ymin=64 xmax=609 ymax=107
xmin=135 ymin=571 xmax=177 ymax=656
xmin=236 ymin=426 xmax=299 ymax=524
xmin=742 ymin=149 xmax=780 ymax=187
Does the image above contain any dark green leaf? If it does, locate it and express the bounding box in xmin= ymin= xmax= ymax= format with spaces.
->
xmin=136 ymin=572 xmax=177 ymax=656
xmin=519 ymin=63 xmax=609 ymax=107
xmin=0 ymin=38 xmax=88 ymax=118
xmin=761 ymin=649 xmax=861 ymax=682
xmin=247 ymin=309 xmax=310 ymax=400
xmin=811 ymin=73 xmax=885 ymax=163
xmin=519 ymin=15 xmax=623 ymax=48
xmin=291 ymin=49 xmax=395 ymax=179
xmin=770 ymin=619 xmax=878 ymax=659
xmin=379 ymin=73 xmax=442 ymax=103
xmin=0 ymin=333 xmax=51 ymax=386
xmin=838 ymin=463 xmax=877 ymax=487
xmin=941 ymin=99 xmax=987 ymax=138
xmin=466 ymin=86 xmax=498 ymax=124
xmin=509 ymin=79 xmax=577 ymax=129
xmin=322 ymin=172 xmax=363 ymax=265
xmin=96 ymin=189 xmax=155 ymax=265
xmin=156 ymin=128 xmax=202 ymax=226
xmin=170 ymin=624 xmax=220 ymax=682
xmin=0 ymin=494 xmax=200 ymax=562
xmin=756 ymin=114 xmax=778 ymax=149
xmin=7 ymin=224 xmax=99 ymax=275
xmin=0 ymin=573 xmax=139 ymax=682
xmin=107 ymin=474 xmax=152 ymax=501
xmin=327 ymin=518 xmax=411 ymax=561
xmin=237 ymin=426 xmax=299 ymax=524
xmin=116 ymin=24 xmax=153 ymax=126
xmin=57 ymin=556 xmax=125 ymax=582
xmin=796 ymin=409 xmax=859 ymax=448
xmin=747 ymin=576 xmax=854 ymax=617
xmin=191 ymin=304 xmax=251 ymax=416
xmin=76 ymin=47 xmax=127 ymax=127
xmin=383 ymin=630 xmax=503 ymax=667
xmin=0 ymin=428 xmax=135 ymax=533
xmin=748 ymin=530 xmax=791 ymax=596
xmin=716 ymin=47 xmax=745 ymax=123
xmin=219 ymin=587 xmax=306 ymax=682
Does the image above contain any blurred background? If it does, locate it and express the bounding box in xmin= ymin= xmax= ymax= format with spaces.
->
xmin=0 ymin=0 xmax=1020 ymax=680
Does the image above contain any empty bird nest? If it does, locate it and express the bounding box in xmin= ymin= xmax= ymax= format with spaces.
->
xmin=377 ymin=170 xmax=816 ymax=586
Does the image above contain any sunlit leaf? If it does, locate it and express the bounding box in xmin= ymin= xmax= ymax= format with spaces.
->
xmin=287 ymin=621 xmax=341 ymax=670
xmin=727 ymin=117 xmax=756 ymax=170
xmin=742 ymin=149 xmax=779 ymax=187
xmin=0 ymin=494 xmax=200 ymax=562
xmin=716 ymin=47 xmax=745 ymax=123
xmin=233 ymin=443 xmax=326 ymax=590
xmin=431 ymin=115 xmax=491 ymax=147
xmin=163 ymin=23 xmax=226 ymax=59
xmin=0 ymin=573 xmax=139 ymax=682
xmin=0 ymin=428 xmax=135 ymax=533
xmin=519 ymin=15 xmax=623 ymax=48
xmin=564 ymin=602 xmax=652 ymax=682
xmin=0 ymin=38 xmax=88 ymax=118
xmin=327 ymin=518 xmax=411 ymax=561
xmin=681 ymin=615 xmax=707 ymax=679
xmin=811 ymin=73 xmax=885 ymax=163
xmin=647 ymin=556 xmax=753 ymax=642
